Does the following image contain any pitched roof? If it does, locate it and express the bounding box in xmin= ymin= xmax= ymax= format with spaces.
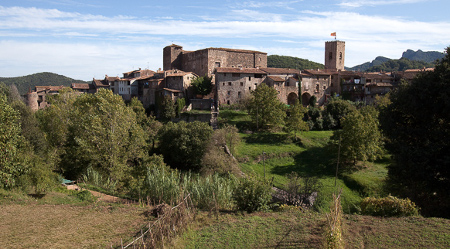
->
xmin=267 ymin=75 xmax=285 ymax=82
xmin=92 ymin=79 xmax=109 ymax=87
xmin=260 ymin=68 xmax=300 ymax=75
xmin=71 ymin=83 xmax=90 ymax=89
xmin=215 ymin=67 xmax=266 ymax=74
xmin=302 ymin=69 xmax=332 ymax=76
xmin=35 ymin=86 xmax=66 ymax=92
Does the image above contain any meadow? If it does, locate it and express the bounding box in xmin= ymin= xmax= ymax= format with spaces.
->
xmin=1 ymin=110 xmax=449 ymax=248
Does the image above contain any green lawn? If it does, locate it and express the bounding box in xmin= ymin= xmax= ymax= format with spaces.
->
xmin=172 ymin=211 xmax=450 ymax=249
xmin=235 ymin=130 xmax=391 ymax=213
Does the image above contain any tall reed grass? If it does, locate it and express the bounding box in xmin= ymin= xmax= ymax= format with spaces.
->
xmin=141 ymin=165 xmax=237 ymax=209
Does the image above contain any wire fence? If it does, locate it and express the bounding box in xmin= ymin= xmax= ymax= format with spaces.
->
xmin=118 ymin=193 xmax=195 ymax=249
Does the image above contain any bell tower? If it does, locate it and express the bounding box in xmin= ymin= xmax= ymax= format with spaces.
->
xmin=325 ymin=41 xmax=345 ymax=71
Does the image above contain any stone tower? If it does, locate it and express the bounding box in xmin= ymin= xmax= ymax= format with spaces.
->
xmin=26 ymin=91 xmax=39 ymax=111
xmin=163 ymin=44 xmax=183 ymax=71
xmin=325 ymin=41 xmax=345 ymax=71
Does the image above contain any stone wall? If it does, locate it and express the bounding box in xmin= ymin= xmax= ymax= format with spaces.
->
xmin=190 ymin=99 xmax=212 ymax=110
xmin=216 ymin=72 xmax=265 ymax=105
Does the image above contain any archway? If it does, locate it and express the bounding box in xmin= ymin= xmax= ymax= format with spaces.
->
xmin=287 ymin=92 xmax=298 ymax=105
xmin=301 ymin=92 xmax=311 ymax=106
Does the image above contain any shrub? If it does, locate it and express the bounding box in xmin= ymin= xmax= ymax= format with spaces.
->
xmin=360 ymin=195 xmax=419 ymax=217
xmin=73 ymin=190 xmax=96 ymax=202
xmin=233 ymin=175 xmax=273 ymax=213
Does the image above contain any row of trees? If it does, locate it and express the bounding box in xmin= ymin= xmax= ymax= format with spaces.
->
xmin=0 ymin=86 xmax=241 ymax=195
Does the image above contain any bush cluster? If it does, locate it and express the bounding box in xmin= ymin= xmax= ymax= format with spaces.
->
xmin=360 ymin=195 xmax=419 ymax=217
xmin=233 ymin=175 xmax=273 ymax=213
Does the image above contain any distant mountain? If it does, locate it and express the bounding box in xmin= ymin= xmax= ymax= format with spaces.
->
xmin=366 ymin=58 xmax=434 ymax=72
xmin=401 ymin=49 xmax=445 ymax=63
xmin=268 ymin=55 xmax=324 ymax=70
xmin=0 ymin=72 xmax=89 ymax=95
xmin=346 ymin=56 xmax=390 ymax=71
xmin=347 ymin=49 xmax=445 ymax=72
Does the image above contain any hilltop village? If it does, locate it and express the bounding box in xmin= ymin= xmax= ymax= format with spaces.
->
xmin=25 ymin=40 xmax=432 ymax=111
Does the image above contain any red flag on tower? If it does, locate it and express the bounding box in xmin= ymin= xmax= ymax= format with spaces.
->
xmin=331 ymin=32 xmax=336 ymax=36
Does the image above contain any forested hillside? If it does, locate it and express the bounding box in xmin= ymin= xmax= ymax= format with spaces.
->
xmin=365 ymin=58 xmax=434 ymax=72
xmin=346 ymin=56 xmax=391 ymax=71
xmin=0 ymin=72 xmax=89 ymax=95
xmin=268 ymin=55 xmax=324 ymax=70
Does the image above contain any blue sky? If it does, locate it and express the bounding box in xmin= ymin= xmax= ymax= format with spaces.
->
xmin=1 ymin=0 xmax=449 ymax=80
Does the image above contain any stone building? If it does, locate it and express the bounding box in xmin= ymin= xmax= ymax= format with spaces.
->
xmin=261 ymin=68 xmax=300 ymax=105
xmin=25 ymin=85 xmax=66 ymax=111
xmin=108 ymin=69 xmax=154 ymax=101
xmin=299 ymin=70 xmax=333 ymax=106
xmin=163 ymin=44 xmax=267 ymax=77
xmin=325 ymin=41 xmax=345 ymax=71
xmin=215 ymin=67 xmax=266 ymax=105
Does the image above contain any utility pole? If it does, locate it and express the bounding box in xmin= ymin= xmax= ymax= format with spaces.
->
xmin=263 ymin=151 xmax=266 ymax=179
xmin=335 ymin=135 xmax=341 ymax=187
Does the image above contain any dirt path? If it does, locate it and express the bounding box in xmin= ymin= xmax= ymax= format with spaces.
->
xmin=66 ymin=184 xmax=135 ymax=204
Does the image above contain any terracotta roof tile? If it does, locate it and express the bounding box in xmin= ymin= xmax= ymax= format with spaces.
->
xmin=215 ymin=67 xmax=266 ymax=74
xmin=260 ymin=68 xmax=300 ymax=74
xmin=267 ymin=75 xmax=285 ymax=82
xmin=71 ymin=83 xmax=90 ymax=89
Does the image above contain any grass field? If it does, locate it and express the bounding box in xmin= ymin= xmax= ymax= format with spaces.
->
xmin=2 ymin=110 xmax=448 ymax=248
xmin=235 ymin=130 xmax=367 ymax=213
xmin=0 ymin=191 xmax=150 ymax=248
xmin=171 ymin=210 xmax=450 ymax=248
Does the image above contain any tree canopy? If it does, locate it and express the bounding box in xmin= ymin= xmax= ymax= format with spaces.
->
xmin=247 ymin=83 xmax=286 ymax=130
xmin=0 ymin=94 xmax=24 ymax=188
xmin=334 ymin=106 xmax=383 ymax=167
xmin=285 ymin=99 xmax=309 ymax=139
xmin=379 ymin=47 xmax=450 ymax=218
xmin=158 ymin=121 xmax=213 ymax=170
xmin=191 ymin=75 xmax=212 ymax=96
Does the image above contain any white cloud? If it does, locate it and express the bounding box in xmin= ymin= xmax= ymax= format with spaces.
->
xmin=0 ymin=40 xmax=162 ymax=80
xmin=338 ymin=0 xmax=428 ymax=8
xmin=237 ymin=1 xmax=303 ymax=9
xmin=1 ymin=6 xmax=449 ymax=77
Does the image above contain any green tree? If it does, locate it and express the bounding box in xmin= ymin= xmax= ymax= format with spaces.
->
xmin=247 ymin=83 xmax=286 ymax=130
xmin=379 ymin=47 xmax=450 ymax=217
xmin=62 ymin=89 xmax=146 ymax=185
xmin=158 ymin=121 xmax=213 ymax=170
xmin=159 ymin=95 xmax=176 ymax=122
xmin=334 ymin=106 xmax=383 ymax=167
xmin=176 ymin=98 xmax=186 ymax=117
xmin=324 ymin=97 xmax=356 ymax=129
xmin=128 ymin=97 xmax=162 ymax=150
xmin=191 ymin=76 xmax=213 ymax=96
xmin=0 ymin=94 xmax=25 ymax=188
xmin=285 ymin=99 xmax=309 ymax=139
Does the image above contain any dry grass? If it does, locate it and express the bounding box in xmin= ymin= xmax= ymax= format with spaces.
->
xmin=0 ymin=202 xmax=149 ymax=248
xmin=344 ymin=215 xmax=450 ymax=248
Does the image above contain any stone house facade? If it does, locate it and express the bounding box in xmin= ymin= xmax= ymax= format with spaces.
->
xmin=164 ymin=44 xmax=267 ymax=77
xmin=261 ymin=68 xmax=300 ymax=105
xmin=299 ymin=70 xmax=333 ymax=106
xmin=215 ymin=67 xmax=266 ymax=105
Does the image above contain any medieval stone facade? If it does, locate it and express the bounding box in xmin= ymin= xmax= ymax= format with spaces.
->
xmin=24 ymin=40 xmax=433 ymax=112
xmin=163 ymin=44 xmax=267 ymax=77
